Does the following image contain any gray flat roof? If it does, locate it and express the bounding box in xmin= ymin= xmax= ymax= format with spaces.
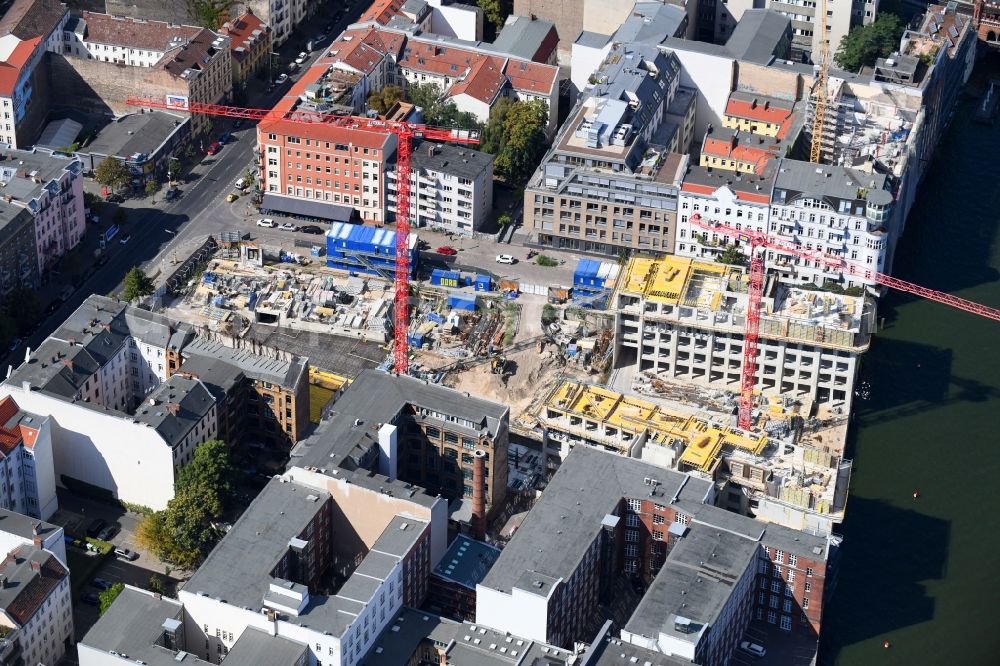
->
xmin=773 ymin=158 xmax=889 ymax=208
xmin=583 ymin=626 xmax=691 ymax=666
xmin=175 ymin=353 xmax=245 ymax=403
xmin=80 ymin=587 xmax=212 ymax=666
xmin=84 ymin=112 xmax=188 ymax=161
xmin=681 ymin=162 xmax=777 ymax=199
xmin=181 ymin=337 xmax=307 ymax=389
xmin=624 ymin=524 xmax=759 ymax=641
xmin=0 ymin=545 xmax=67 ymax=625
xmin=432 ymin=537 xmax=500 ymax=589
xmin=491 ymin=15 xmax=556 ymax=61
xmin=224 ymin=627 xmax=309 ymax=665
xmin=575 ymin=30 xmax=610 ymax=49
xmin=133 ymin=375 xmax=216 ymax=447
xmin=412 ymin=142 xmax=493 ymax=181
xmin=725 ymin=9 xmax=791 ymax=64
xmin=480 ymin=446 xmax=712 ymax=594
xmin=362 ymin=608 xmax=461 ymax=666
xmin=613 ymin=1 xmax=687 ymax=45
xmin=0 ymin=509 xmax=60 ymax=543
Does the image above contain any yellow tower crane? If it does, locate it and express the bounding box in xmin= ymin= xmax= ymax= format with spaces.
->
xmin=809 ymin=0 xmax=830 ymax=163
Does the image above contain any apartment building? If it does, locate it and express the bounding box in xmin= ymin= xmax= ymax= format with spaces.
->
xmin=0 ymin=295 xmax=308 ymax=510
xmin=79 ymin=585 xmax=309 ymax=666
xmin=0 ymin=397 xmax=57 ymax=520
xmin=0 ymin=544 xmax=72 ymax=666
xmin=386 ymin=142 xmax=494 ymax=235
xmin=0 ymin=148 xmax=85 ymax=274
xmin=613 ymin=255 xmax=873 ymax=412
xmin=297 ymin=369 xmax=510 ymax=513
xmin=478 ymin=445 xmax=836 ymax=657
xmin=219 ymin=10 xmax=272 ymax=91
xmin=0 ymin=509 xmax=65 ymax=566
xmin=0 ymin=0 xmax=72 ymax=148
xmin=427 ymin=536 xmax=501 ymax=621
xmin=257 ymin=109 xmax=396 ymax=222
xmin=59 ymin=13 xmax=232 ymax=135
xmin=699 ymin=91 xmax=798 ymax=176
xmin=535 ymin=380 xmax=852 ymax=536
xmin=526 ymin=43 xmax=693 ymax=257
xmin=247 ymin=0 xmax=321 ymax=47
xmin=323 ymin=27 xmax=403 ymax=113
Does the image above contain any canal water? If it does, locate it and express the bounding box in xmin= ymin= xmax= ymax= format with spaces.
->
xmin=819 ymin=60 xmax=1000 ymax=664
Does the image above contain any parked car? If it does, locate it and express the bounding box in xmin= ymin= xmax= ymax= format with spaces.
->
xmin=119 ymin=234 xmax=131 ymax=245
xmin=435 ymin=246 xmax=458 ymax=256
xmin=300 ymin=225 xmax=324 ymax=234
xmin=278 ymin=222 xmax=299 ymax=232
xmin=234 ymin=177 xmax=248 ymax=190
xmin=90 ymin=577 xmax=113 ymax=591
xmin=275 ymin=73 xmax=289 ymax=85
xmin=81 ymin=592 xmax=100 ymax=606
xmin=496 ymin=254 xmax=516 ymax=265
xmin=206 ymin=142 xmax=221 ymax=155
xmin=225 ymin=192 xmax=239 ymax=203
xmin=164 ymin=187 xmax=181 ymax=201
xmin=219 ymin=132 xmax=232 ymax=144
xmin=96 ymin=524 xmax=118 ymax=541
xmin=256 ymin=218 xmax=276 ymax=228
xmin=739 ymin=642 xmax=766 ymax=658
xmin=114 ymin=546 xmax=139 ymax=561
xmin=86 ymin=519 xmax=107 ymax=538
xmin=295 ymin=51 xmax=309 ymax=64
xmin=315 ymin=32 xmax=327 ymax=42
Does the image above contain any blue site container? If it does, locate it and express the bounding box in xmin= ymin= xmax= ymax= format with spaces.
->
xmin=447 ymin=294 xmax=477 ymax=311
xmin=408 ymin=333 xmax=425 ymax=347
xmin=475 ymin=274 xmax=492 ymax=292
xmin=427 ymin=312 xmax=445 ymax=324
xmin=203 ymin=272 xmax=217 ymax=284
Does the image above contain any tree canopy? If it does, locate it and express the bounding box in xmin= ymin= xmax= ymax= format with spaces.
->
xmin=477 ymin=0 xmax=512 ymax=37
xmin=136 ymin=439 xmax=232 ymax=569
xmin=405 ymin=83 xmax=481 ymax=132
xmin=122 ymin=267 xmax=154 ymax=302
xmin=481 ymin=98 xmax=548 ymax=184
xmin=368 ymin=85 xmax=404 ymax=115
xmin=99 ymin=582 xmax=125 ymax=615
xmin=833 ymin=13 xmax=904 ymax=72
xmin=94 ymin=157 xmax=130 ymax=193
xmin=716 ymin=245 xmax=748 ymax=267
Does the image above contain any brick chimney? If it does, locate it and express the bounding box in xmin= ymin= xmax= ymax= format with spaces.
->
xmin=471 ymin=450 xmax=487 ymax=540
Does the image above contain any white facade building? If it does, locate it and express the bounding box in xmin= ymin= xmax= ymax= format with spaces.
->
xmin=0 ymin=544 xmax=73 ymax=666
xmin=0 ymin=397 xmax=57 ymax=520
xmin=387 ymin=143 xmax=494 ymax=235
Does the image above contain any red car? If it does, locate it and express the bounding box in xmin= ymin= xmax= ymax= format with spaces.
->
xmin=435 ymin=246 xmax=458 ymax=256
xmin=206 ymin=142 xmax=221 ymax=155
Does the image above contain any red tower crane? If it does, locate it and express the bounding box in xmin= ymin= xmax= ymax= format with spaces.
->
xmin=688 ymin=213 xmax=1000 ymax=429
xmin=125 ymin=96 xmax=480 ymax=374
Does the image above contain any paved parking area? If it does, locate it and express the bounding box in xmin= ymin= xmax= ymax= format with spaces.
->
xmin=730 ymin=620 xmax=819 ymax=666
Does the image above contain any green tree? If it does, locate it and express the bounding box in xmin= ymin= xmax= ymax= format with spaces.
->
xmin=405 ymin=83 xmax=481 ymax=131
xmin=716 ymin=245 xmax=748 ymax=266
xmin=98 ymin=582 xmax=125 ymax=616
xmin=482 ymin=98 xmax=548 ymax=184
xmin=148 ymin=575 xmax=164 ymax=594
xmin=184 ymin=143 xmax=197 ymax=163
xmin=168 ymin=157 xmax=181 ymax=183
xmin=176 ymin=440 xmax=233 ymax=498
xmin=477 ymin=0 xmax=511 ymax=34
xmin=122 ymin=267 xmax=154 ymax=302
xmin=541 ymin=303 xmax=557 ymax=325
xmin=84 ymin=191 xmax=101 ymax=210
xmin=145 ymin=179 xmax=159 ymax=196
xmin=95 ymin=157 xmax=131 ymax=193
xmin=367 ymin=85 xmax=404 ymax=115
xmin=833 ymin=13 xmax=904 ymax=71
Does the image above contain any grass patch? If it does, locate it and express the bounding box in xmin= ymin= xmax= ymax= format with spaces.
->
xmin=67 ymin=541 xmax=112 ymax=599
xmin=309 ymin=384 xmax=336 ymax=424
xmin=535 ymin=255 xmax=559 ymax=267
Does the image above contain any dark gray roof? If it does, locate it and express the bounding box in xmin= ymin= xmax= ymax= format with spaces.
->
xmin=773 ymin=159 xmax=889 ymax=208
xmin=181 ymin=337 xmax=307 ymax=389
xmin=681 ymin=162 xmax=777 ymax=199
xmin=623 ymin=524 xmax=759 ymax=642
xmin=0 ymin=0 xmax=66 ymax=41
xmin=0 ymin=545 xmax=68 ymax=626
xmin=133 ymin=375 xmax=216 ymax=447
xmin=176 ymin=353 xmax=245 ymax=403
xmin=224 ymin=627 xmax=309 ymax=665
xmin=445 ymin=623 xmax=574 ymax=665
xmin=662 ymin=36 xmax=731 ymax=58
xmin=491 ymin=15 xmax=556 ymax=61
xmin=83 ymin=112 xmax=188 ymax=161
xmin=0 ymin=509 xmax=60 ymax=543
xmin=79 ymin=587 xmax=212 ymax=666
xmin=432 ymin=537 xmax=500 ymax=589
xmin=581 ymin=626 xmax=691 ymax=666
xmin=0 ymin=149 xmax=82 ymax=223
xmin=574 ymin=31 xmax=610 ymax=49
xmin=613 ymin=1 xmax=687 ymax=45
xmin=260 ymin=194 xmax=356 ymax=222
xmin=481 ymin=446 xmax=712 ymax=594
xmin=362 ymin=608 xmax=461 ymax=666
xmin=725 ymin=9 xmax=791 ymax=64
xmin=411 ymin=142 xmax=493 ymax=181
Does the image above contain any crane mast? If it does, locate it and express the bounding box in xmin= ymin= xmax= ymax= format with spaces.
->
xmin=124 ymin=96 xmax=480 ymax=375
xmin=809 ymin=0 xmax=830 ymax=164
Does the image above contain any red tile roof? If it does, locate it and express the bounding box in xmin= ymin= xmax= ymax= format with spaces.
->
xmin=80 ymin=12 xmax=201 ymax=52
xmin=447 ymin=56 xmax=507 ymax=105
xmin=724 ymin=98 xmax=795 ymax=139
xmin=0 ymin=396 xmax=23 ymax=455
xmin=360 ymin=0 xmax=406 ymax=25
xmin=327 ymin=27 xmax=395 ymax=76
xmin=0 ymin=36 xmax=39 ymax=97
xmin=701 ymin=136 xmax=773 ymax=174
xmin=258 ymin=116 xmax=392 ymax=151
xmin=503 ymin=58 xmax=558 ymax=96
xmin=220 ymin=11 xmax=269 ymax=62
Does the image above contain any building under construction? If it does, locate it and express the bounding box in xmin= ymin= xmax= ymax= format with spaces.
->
xmin=612 ymin=255 xmax=874 ymax=414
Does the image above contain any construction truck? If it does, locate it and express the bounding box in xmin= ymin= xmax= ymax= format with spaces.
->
xmin=490 ymin=355 xmax=507 ymax=375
